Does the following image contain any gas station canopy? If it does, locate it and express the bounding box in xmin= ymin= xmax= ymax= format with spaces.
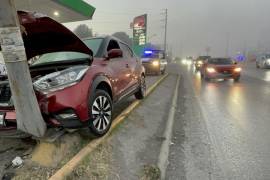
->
xmin=14 ymin=0 xmax=95 ymax=23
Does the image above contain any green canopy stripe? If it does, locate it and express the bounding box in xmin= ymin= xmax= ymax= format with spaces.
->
xmin=56 ymin=0 xmax=95 ymax=17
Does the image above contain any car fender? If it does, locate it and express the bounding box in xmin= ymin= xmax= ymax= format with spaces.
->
xmin=88 ymin=74 xmax=113 ymax=101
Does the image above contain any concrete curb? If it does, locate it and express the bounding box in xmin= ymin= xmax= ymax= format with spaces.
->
xmin=158 ymin=75 xmax=180 ymax=179
xmin=49 ymin=74 xmax=169 ymax=180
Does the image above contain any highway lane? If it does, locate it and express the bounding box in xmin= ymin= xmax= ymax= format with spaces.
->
xmin=167 ymin=62 xmax=270 ymax=179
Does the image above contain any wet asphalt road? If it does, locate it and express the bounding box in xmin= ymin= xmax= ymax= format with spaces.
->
xmin=167 ymin=61 xmax=270 ymax=179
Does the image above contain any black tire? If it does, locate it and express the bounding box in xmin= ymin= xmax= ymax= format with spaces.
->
xmin=135 ymin=75 xmax=146 ymax=100
xmin=156 ymin=70 xmax=161 ymax=76
xmin=161 ymin=69 xmax=165 ymax=75
xmin=234 ymin=76 xmax=240 ymax=82
xmin=87 ymin=90 xmax=113 ymax=137
xmin=204 ymin=76 xmax=210 ymax=81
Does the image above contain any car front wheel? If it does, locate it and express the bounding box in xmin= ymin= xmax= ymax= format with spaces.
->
xmin=88 ymin=90 xmax=112 ymax=137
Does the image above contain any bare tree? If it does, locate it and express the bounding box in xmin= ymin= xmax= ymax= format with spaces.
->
xmin=74 ymin=24 xmax=93 ymax=39
xmin=112 ymin=32 xmax=133 ymax=47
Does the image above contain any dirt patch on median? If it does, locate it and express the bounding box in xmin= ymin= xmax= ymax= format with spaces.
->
xmin=9 ymin=133 xmax=89 ymax=180
xmin=66 ymin=138 xmax=117 ymax=180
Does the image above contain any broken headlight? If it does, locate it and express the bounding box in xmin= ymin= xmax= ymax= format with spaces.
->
xmin=33 ymin=66 xmax=88 ymax=94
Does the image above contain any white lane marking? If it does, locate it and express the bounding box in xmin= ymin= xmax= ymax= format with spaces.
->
xmin=158 ymin=75 xmax=180 ymax=180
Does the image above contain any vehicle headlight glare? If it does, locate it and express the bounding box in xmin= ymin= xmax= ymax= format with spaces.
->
xmin=152 ymin=61 xmax=159 ymax=66
xmin=34 ymin=65 xmax=88 ymax=93
xmin=234 ymin=67 xmax=242 ymax=72
xmin=198 ymin=61 xmax=203 ymax=65
xmin=206 ymin=67 xmax=216 ymax=73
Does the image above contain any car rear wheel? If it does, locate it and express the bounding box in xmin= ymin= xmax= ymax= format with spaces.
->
xmin=234 ymin=76 xmax=240 ymax=82
xmin=88 ymin=90 xmax=112 ymax=137
xmin=135 ymin=75 xmax=146 ymax=99
xmin=161 ymin=69 xmax=165 ymax=75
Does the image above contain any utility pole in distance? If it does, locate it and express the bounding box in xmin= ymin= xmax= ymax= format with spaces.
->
xmin=162 ymin=9 xmax=168 ymax=55
xmin=0 ymin=0 xmax=46 ymax=137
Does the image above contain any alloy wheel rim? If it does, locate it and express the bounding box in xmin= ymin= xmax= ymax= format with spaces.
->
xmin=91 ymin=96 xmax=112 ymax=132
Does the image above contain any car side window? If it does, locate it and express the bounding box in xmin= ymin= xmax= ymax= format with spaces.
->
xmin=119 ymin=43 xmax=133 ymax=58
xmin=107 ymin=40 xmax=120 ymax=52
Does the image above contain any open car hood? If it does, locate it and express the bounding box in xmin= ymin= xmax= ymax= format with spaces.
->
xmin=18 ymin=11 xmax=93 ymax=63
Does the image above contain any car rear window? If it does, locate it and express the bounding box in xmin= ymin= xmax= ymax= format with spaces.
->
xmin=209 ymin=58 xmax=234 ymax=65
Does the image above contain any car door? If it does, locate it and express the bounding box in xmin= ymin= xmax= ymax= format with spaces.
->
xmin=119 ymin=43 xmax=139 ymax=92
xmin=106 ymin=40 xmax=130 ymax=99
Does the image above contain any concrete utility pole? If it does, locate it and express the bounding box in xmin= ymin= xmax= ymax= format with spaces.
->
xmin=0 ymin=0 xmax=46 ymax=137
xmin=163 ymin=9 xmax=168 ymax=55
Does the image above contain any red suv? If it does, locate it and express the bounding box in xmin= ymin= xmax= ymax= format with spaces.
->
xmin=0 ymin=11 xmax=146 ymax=137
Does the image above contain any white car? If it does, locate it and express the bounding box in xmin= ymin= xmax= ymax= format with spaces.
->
xmin=256 ymin=54 xmax=270 ymax=69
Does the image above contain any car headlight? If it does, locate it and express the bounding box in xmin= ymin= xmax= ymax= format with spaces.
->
xmin=152 ymin=60 xmax=159 ymax=66
xmin=198 ymin=61 xmax=203 ymax=65
xmin=182 ymin=59 xmax=187 ymax=64
xmin=206 ymin=67 xmax=216 ymax=73
xmin=34 ymin=65 xmax=88 ymax=94
xmin=234 ymin=67 xmax=242 ymax=72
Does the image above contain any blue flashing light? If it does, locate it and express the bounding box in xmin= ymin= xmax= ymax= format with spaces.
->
xmin=144 ymin=50 xmax=153 ymax=55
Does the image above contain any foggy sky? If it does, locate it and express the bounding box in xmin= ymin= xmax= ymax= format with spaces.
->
xmin=67 ymin=0 xmax=270 ymax=57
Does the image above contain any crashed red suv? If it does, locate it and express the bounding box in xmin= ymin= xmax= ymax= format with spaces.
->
xmin=0 ymin=11 xmax=146 ymax=137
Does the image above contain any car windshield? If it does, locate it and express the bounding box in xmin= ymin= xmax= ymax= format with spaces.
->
xmin=142 ymin=53 xmax=159 ymax=58
xmin=83 ymin=38 xmax=103 ymax=57
xmin=31 ymin=52 xmax=89 ymax=66
xmin=208 ymin=58 xmax=234 ymax=65
xmin=198 ymin=56 xmax=210 ymax=61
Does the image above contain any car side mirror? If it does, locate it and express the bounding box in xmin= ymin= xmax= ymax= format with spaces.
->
xmin=106 ymin=49 xmax=123 ymax=60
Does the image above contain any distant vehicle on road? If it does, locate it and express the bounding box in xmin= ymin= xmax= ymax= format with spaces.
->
xmin=200 ymin=58 xmax=241 ymax=82
xmin=194 ymin=56 xmax=211 ymax=71
xmin=141 ymin=50 xmax=167 ymax=75
xmin=182 ymin=56 xmax=194 ymax=65
xmin=0 ymin=11 xmax=146 ymax=138
xmin=256 ymin=54 xmax=270 ymax=69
